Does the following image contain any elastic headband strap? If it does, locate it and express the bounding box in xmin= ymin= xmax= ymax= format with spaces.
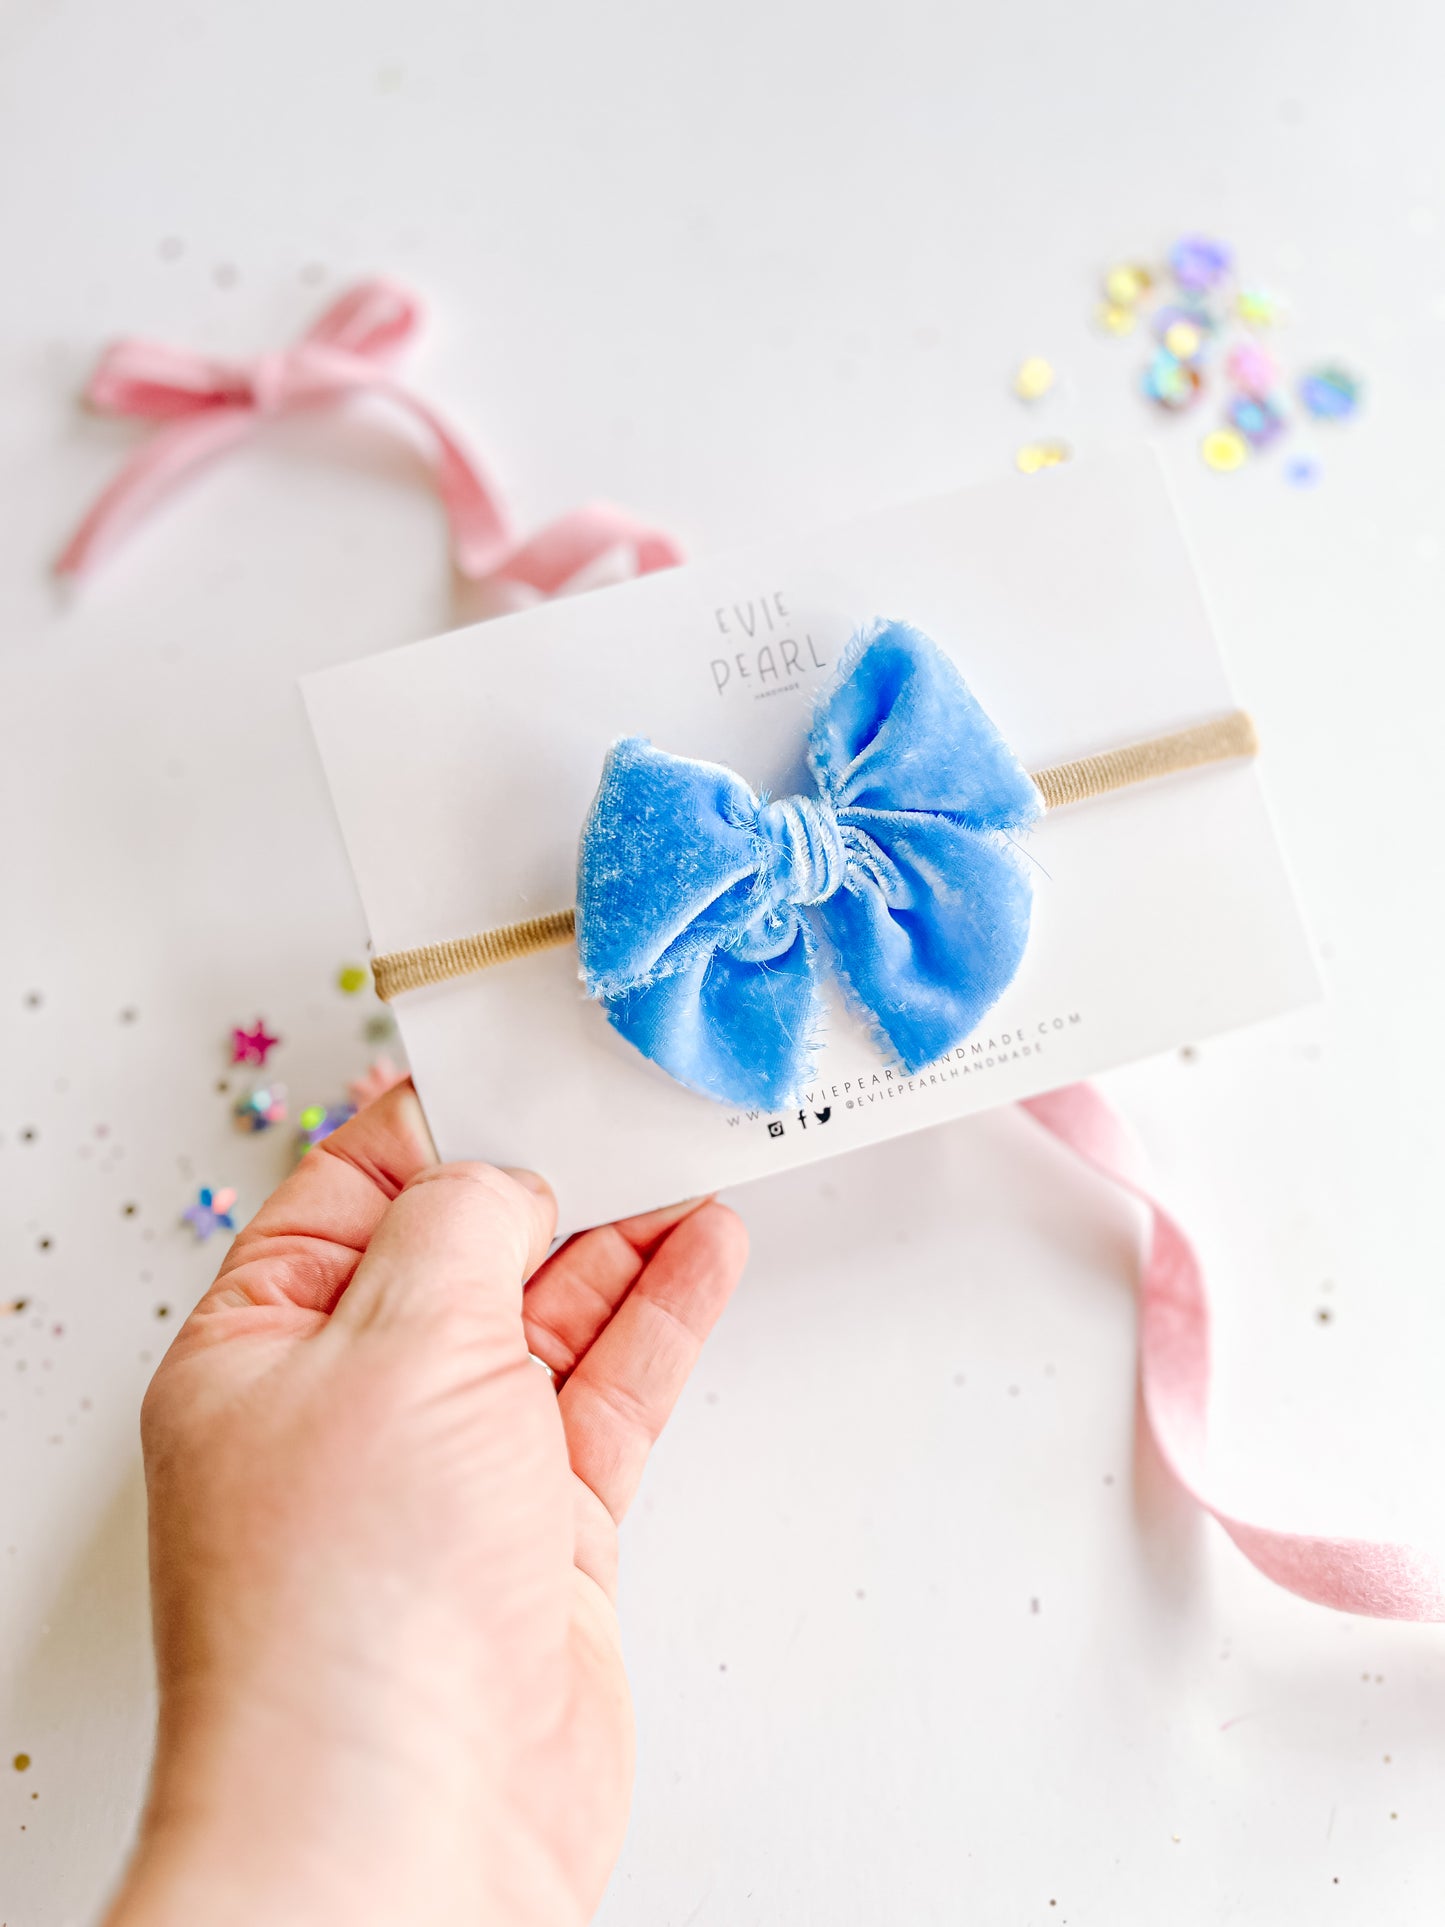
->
xmin=371 ymin=709 xmax=1257 ymax=1003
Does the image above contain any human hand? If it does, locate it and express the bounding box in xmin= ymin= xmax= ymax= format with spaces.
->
xmin=106 ymin=1080 xmax=747 ymax=1927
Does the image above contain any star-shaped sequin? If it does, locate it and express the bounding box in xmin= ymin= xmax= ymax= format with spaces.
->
xmin=182 ymin=1186 xmax=238 ymax=1241
xmin=231 ymin=1020 xmax=280 ymax=1067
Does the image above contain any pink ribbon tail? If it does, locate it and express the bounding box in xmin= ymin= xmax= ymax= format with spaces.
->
xmin=493 ymin=501 xmax=685 ymax=593
xmin=55 ymin=407 xmax=257 ymax=578
xmin=1023 ymin=1082 xmax=1445 ymax=1622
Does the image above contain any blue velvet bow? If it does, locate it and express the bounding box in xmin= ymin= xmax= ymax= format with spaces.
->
xmin=576 ymin=620 xmax=1041 ymax=1109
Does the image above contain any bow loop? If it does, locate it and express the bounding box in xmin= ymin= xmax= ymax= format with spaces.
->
xmin=300 ymin=278 xmax=424 ymax=361
xmin=577 ymin=621 xmax=1042 ymax=1108
xmin=82 ymin=339 xmax=251 ymax=419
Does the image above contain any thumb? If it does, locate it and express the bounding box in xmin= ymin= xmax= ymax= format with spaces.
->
xmin=332 ymin=1160 xmax=557 ymax=1340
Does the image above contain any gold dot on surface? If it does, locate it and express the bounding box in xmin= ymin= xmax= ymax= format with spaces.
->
xmin=1317 ymin=1307 xmax=1333 ymax=1324
xmin=1095 ymin=302 xmax=1137 ymax=337
xmin=1201 ymin=429 xmax=1247 ymax=473
xmin=1104 ymin=263 xmax=1152 ymax=306
xmin=1016 ymin=440 xmax=1072 ymax=475
xmin=1013 ymin=356 xmax=1056 ymax=402
xmin=13 ymin=1753 xmax=30 ymax=1772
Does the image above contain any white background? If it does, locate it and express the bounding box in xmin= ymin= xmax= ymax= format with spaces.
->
xmin=2 ymin=2 xmax=1443 ymax=1922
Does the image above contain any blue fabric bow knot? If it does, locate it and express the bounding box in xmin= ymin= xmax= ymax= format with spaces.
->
xmin=576 ymin=620 xmax=1041 ymax=1108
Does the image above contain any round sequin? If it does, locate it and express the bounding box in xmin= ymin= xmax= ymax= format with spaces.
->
xmin=1299 ymin=365 xmax=1361 ymax=420
xmin=1163 ymin=320 xmax=1205 ymax=361
xmin=1141 ymin=351 xmax=1202 ymax=411
xmin=1284 ymin=453 xmax=1322 ymax=487
xmin=1095 ymin=302 xmax=1137 ymax=337
xmin=1104 ymin=263 xmax=1153 ymax=307
xmin=336 ymin=964 xmax=368 ymax=995
xmin=1013 ymin=356 xmax=1056 ymax=402
xmin=1154 ymin=304 xmax=1214 ymax=360
xmin=1201 ymin=429 xmax=1248 ymax=472
xmin=1170 ymin=234 xmax=1232 ymax=293
xmin=1236 ymin=288 xmax=1281 ymax=327
xmin=1225 ymin=340 xmax=1277 ymax=398
xmin=1015 ymin=440 xmax=1072 ymax=474
xmin=1227 ymin=393 xmax=1286 ymax=449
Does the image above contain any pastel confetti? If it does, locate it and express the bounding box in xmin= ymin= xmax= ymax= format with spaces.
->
xmin=1163 ymin=320 xmax=1205 ymax=361
xmin=1095 ymin=302 xmax=1137 ymax=337
xmin=182 ymin=1185 xmax=237 ymax=1241
xmin=1090 ymin=235 xmax=1360 ymax=491
xmin=1227 ymin=394 xmax=1287 ymax=449
xmin=231 ymin=1021 xmax=280 ymax=1067
xmin=336 ymin=963 xmax=369 ymax=995
xmin=1015 ymin=440 xmax=1071 ymax=475
xmin=1169 ymin=234 xmax=1232 ymax=293
xmin=1225 ymin=340 xmax=1278 ymax=398
xmin=1104 ymin=263 xmax=1153 ymax=307
xmin=1013 ymin=356 xmax=1056 ymax=402
xmin=1299 ymin=365 xmax=1362 ymax=420
xmin=1141 ymin=350 xmax=1202 ymax=411
xmin=1201 ymin=429 xmax=1248 ymax=472
xmin=1154 ymin=304 xmax=1214 ymax=362
xmin=1236 ymin=288 xmax=1282 ymax=327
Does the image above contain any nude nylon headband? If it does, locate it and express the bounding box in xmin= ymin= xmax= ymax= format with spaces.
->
xmin=370 ymin=709 xmax=1257 ymax=1003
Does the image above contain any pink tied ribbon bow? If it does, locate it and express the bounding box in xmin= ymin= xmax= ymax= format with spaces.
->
xmin=56 ymin=279 xmax=682 ymax=589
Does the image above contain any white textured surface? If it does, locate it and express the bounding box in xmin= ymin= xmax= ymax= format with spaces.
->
xmin=2 ymin=3 xmax=1443 ymax=1922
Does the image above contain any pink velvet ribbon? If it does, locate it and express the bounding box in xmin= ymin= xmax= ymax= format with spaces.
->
xmin=1024 ymin=1082 xmax=1445 ymax=1621
xmin=56 ymin=279 xmax=683 ymax=589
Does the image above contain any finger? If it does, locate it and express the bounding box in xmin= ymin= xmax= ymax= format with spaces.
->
xmin=560 ymin=1203 xmax=747 ymax=1523
xmin=205 ymin=1080 xmax=436 ymax=1317
xmin=333 ymin=1161 xmax=558 ymax=1339
xmin=522 ymin=1196 xmax=713 ymax=1378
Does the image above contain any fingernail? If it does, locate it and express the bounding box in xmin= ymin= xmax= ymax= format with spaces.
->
xmin=503 ymin=1165 xmax=551 ymax=1196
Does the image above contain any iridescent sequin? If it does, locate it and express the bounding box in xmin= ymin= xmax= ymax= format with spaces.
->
xmin=1201 ymin=429 xmax=1248 ymax=472
xmin=1015 ymin=440 xmax=1072 ymax=474
xmin=1299 ymin=365 xmax=1361 ymax=420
